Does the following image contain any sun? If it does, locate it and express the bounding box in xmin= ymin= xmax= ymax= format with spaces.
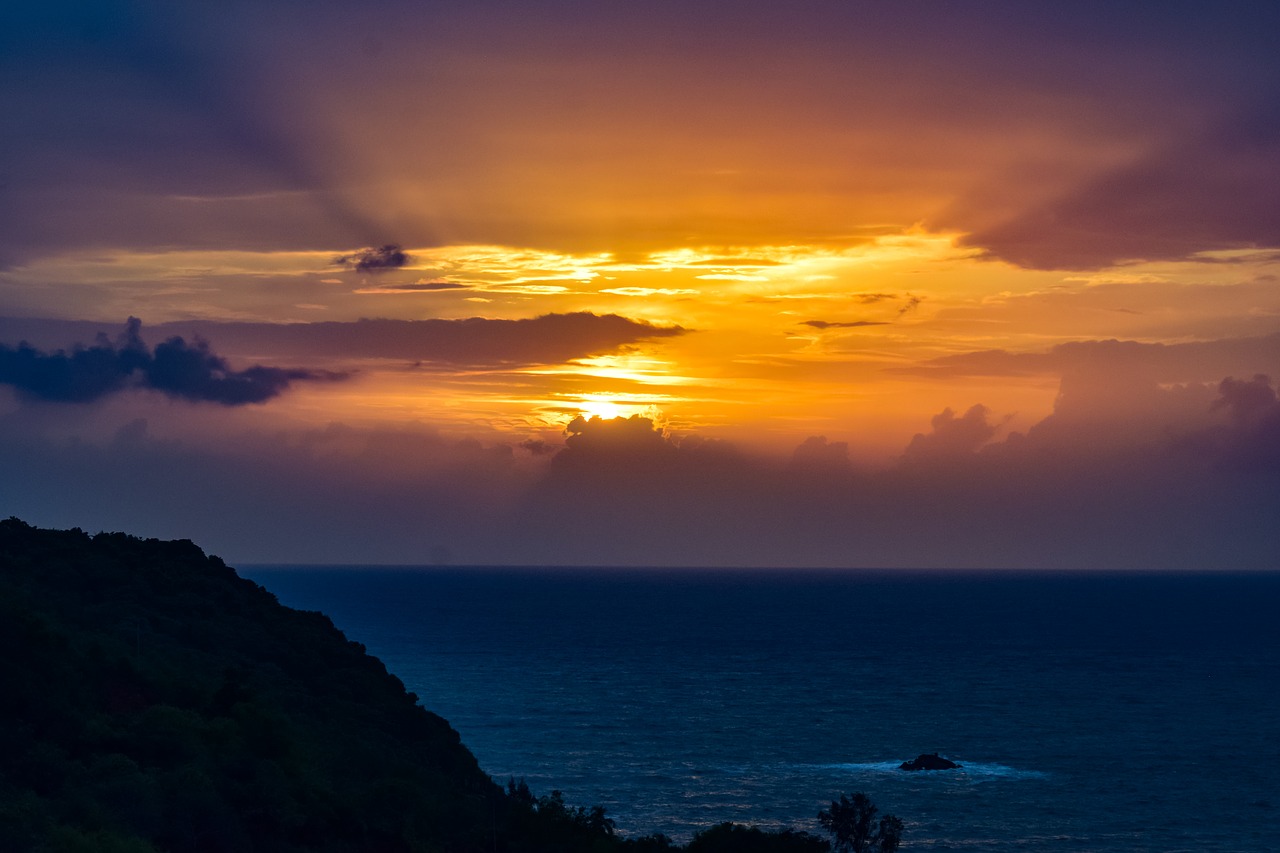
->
xmin=573 ymin=395 xmax=629 ymax=421
xmin=566 ymin=395 xmax=672 ymax=426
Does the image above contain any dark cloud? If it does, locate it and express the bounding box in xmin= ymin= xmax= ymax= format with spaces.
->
xmin=519 ymin=438 xmax=555 ymax=456
xmin=333 ymin=244 xmax=410 ymax=272
xmin=0 ymin=325 xmax=148 ymax=403
xmin=548 ymin=415 xmax=750 ymax=487
xmin=0 ymin=313 xmax=687 ymax=369
xmin=367 ymin=280 xmax=469 ymax=292
xmin=1186 ymin=250 xmax=1280 ymax=266
xmin=1211 ymin=374 xmax=1278 ymax=426
xmin=145 ymin=336 xmax=335 ymax=405
xmin=0 ymin=318 xmax=341 ymax=405
xmin=895 ymin=348 xmax=1052 ymax=379
xmin=560 ymin=414 xmax=673 ymax=459
xmin=902 ymin=404 xmax=1002 ymax=463
xmin=525 ymin=415 xmax=777 ymax=564
xmin=802 ymin=320 xmax=889 ymax=330
xmin=790 ymin=435 xmax=851 ymax=471
xmin=801 ymin=294 xmax=916 ymax=328
xmin=900 ymin=333 xmax=1280 ymax=383
xmin=960 ymin=104 xmax=1280 ymax=269
xmin=154 ymin=313 xmax=686 ymax=367
xmin=1177 ymin=374 xmax=1280 ymax=478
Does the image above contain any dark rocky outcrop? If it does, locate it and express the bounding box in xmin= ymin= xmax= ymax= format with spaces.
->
xmin=899 ymin=753 xmax=962 ymax=771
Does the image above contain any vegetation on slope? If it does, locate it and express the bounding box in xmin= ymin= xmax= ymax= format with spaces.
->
xmin=0 ymin=519 xmax=504 ymax=851
xmin=0 ymin=519 xmax=899 ymax=853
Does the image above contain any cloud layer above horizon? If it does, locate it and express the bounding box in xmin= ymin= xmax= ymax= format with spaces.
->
xmin=1 ymin=375 xmax=1276 ymax=569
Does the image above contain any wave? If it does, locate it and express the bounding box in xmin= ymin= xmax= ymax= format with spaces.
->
xmin=810 ymin=760 xmax=1049 ymax=781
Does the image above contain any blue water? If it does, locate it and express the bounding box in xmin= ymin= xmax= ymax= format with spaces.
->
xmin=240 ymin=567 xmax=1280 ymax=851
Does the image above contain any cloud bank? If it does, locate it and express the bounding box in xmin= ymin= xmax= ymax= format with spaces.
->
xmin=0 ymin=313 xmax=688 ymax=368
xmin=802 ymin=320 xmax=889 ymax=330
xmin=901 ymin=334 xmax=1280 ymax=384
xmin=0 ymin=313 xmax=1274 ymax=569
xmin=0 ymin=318 xmax=340 ymax=405
xmin=1 ymin=364 xmax=1277 ymax=569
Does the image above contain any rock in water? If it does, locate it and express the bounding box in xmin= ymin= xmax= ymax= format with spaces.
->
xmin=899 ymin=752 xmax=962 ymax=771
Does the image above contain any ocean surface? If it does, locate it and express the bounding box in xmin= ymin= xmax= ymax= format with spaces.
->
xmin=241 ymin=567 xmax=1280 ymax=851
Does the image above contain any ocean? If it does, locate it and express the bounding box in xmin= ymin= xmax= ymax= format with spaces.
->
xmin=240 ymin=567 xmax=1280 ymax=851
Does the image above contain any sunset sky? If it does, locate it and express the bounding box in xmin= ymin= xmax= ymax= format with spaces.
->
xmin=3 ymin=1 xmax=1279 ymax=567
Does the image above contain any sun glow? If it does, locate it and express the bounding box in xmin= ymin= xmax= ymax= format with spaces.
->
xmin=556 ymin=354 xmax=696 ymax=386
xmin=566 ymin=394 xmax=654 ymax=422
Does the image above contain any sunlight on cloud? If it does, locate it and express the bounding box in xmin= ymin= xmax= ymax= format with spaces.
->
xmin=6 ymin=249 xmax=338 ymax=284
xmin=6 ymin=232 xmax=969 ymax=321
xmin=414 ymin=245 xmax=612 ymax=284
xmin=485 ymin=284 xmax=573 ymax=294
xmin=548 ymin=394 xmax=675 ymax=424
xmin=527 ymin=353 xmax=698 ymax=386
xmin=1062 ymin=273 xmax=1171 ymax=286
xmin=17 ymin=226 xmax=1272 ymax=461
xmin=600 ymin=287 xmax=701 ymax=297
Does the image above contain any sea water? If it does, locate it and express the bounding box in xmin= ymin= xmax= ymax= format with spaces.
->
xmin=241 ymin=567 xmax=1280 ymax=851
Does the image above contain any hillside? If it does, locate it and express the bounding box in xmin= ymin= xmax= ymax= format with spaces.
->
xmin=0 ymin=519 xmax=514 ymax=852
xmin=0 ymin=519 xmax=867 ymax=853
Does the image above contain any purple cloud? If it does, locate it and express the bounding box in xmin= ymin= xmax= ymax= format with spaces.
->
xmin=0 ymin=318 xmax=342 ymax=405
xmin=333 ymin=244 xmax=410 ymax=272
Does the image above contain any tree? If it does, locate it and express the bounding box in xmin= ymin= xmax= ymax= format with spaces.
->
xmin=687 ymin=823 xmax=829 ymax=853
xmin=817 ymin=793 xmax=903 ymax=853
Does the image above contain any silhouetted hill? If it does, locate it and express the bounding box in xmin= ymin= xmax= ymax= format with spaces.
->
xmin=0 ymin=519 xmax=858 ymax=853
xmin=0 ymin=519 xmax=509 ymax=852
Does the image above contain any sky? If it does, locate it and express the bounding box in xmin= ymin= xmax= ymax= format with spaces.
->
xmin=2 ymin=0 xmax=1279 ymax=568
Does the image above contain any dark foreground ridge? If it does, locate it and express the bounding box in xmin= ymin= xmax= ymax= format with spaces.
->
xmin=0 ymin=519 xmax=903 ymax=853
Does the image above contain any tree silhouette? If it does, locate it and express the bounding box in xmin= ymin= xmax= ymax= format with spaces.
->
xmin=817 ymin=793 xmax=903 ymax=853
